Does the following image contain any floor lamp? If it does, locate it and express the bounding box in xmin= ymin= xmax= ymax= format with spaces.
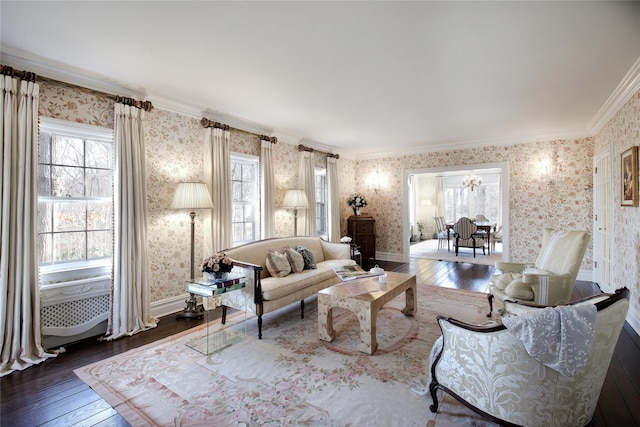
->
xmin=283 ymin=189 xmax=309 ymax=236
xmin=171 ymin=182 xmax=214 ymax=319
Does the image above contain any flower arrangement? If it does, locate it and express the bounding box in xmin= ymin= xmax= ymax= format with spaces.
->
xmin=201 ymin=252 xmax=233 ymax=274
xmin=340 ymin=236 xmax=352 ymax=243
xmin=347 ymin=193 xmax=367 ymax=209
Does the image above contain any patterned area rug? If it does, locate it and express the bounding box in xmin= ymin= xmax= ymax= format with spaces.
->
xmin=75 ymin=285 xmax=501 ymax=426
xmin=411 ymin=238 xmax=502 ymax=266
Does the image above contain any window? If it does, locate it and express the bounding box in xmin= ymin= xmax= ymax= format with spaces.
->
xmin=315 ymin=168 xmax=327 ymax=238
xmin=443 ymin=174 xmax=500 ymax=222
xmin=38 ymin=119 xmax=113 ymax=275
xmin=231 ymin=154 xmax=259 ymax=245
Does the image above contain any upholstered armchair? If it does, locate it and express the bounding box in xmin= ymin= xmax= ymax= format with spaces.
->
xmin=429 ymin=288 xmax=630 ymax=427
xmin=487 ymin=228 xmax=590 ymax=316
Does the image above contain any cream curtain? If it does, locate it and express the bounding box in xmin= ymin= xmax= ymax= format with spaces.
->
xmin=0 ymin=75 xmax=55 ymax=375
xmin=260 ymin=139 xmax=276 ymax=239
xmin=106 ymin=103 xmax=157 ymax=340
xmin=298 ymin=151 xmax=316 ymax=236
xmin=326 ymin=156 xmax=340 ymax=242
xmin=436 ymin=176 xmax=446 ymax=218
xmin=204 ymin=127 xmax=232 ymax=253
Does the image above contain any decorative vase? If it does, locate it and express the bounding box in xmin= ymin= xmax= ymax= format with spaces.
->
xmin=207 ymin=271 xmax=229 ymax=282
xmin=352 ymin=207 xmax=361 ymax=215
xmin=356 ymin=208 xmax=361 ymax=215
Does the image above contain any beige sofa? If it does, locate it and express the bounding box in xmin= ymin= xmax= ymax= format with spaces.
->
xmin=219 ymin=237 xmax=356 ymax=338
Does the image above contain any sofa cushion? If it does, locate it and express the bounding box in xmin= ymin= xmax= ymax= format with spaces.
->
xmin=284 ymin=246 xmax=305 ymax=273
xmin=265 ymin=250 xmax=291 ymax=277
xmin=297 ymin=246 xmax=317 ymax=269
xmin=260 ymin=260 xmax=349 ymax=301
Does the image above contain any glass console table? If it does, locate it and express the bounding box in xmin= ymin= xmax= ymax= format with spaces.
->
xmin=184 ymin=273 xmax=247 ymax=355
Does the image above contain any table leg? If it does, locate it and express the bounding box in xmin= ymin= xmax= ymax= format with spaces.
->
xmin=401 ymin=285 xmax=417 ymax=316
xmin=317 ymin=301 xmax=335 ymax=342
xmin=357 ymin=307 xmax=377 ymax=355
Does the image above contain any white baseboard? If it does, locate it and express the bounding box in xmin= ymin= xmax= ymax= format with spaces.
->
xmin=375 ymin=251 xmax=404 ymax=263
xmin=626 ymin=307 xmax=640 ymax=336
xmin=151 ymin=293 xmax=194 ymax=319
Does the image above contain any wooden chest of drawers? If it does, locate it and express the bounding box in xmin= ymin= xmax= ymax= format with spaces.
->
xmin=347 ymin=215 xmax=376 ymax=268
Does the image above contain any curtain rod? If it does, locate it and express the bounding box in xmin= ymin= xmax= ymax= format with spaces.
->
xmin=1 ymin=64 xmax=153 ymax=111
xmin=298 ymin=144 xmax=340 ymax=159
xmin=200 ymin=117 xmax=278 ymax=143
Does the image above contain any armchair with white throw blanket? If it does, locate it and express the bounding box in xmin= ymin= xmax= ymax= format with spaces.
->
xmin=428 ymin=288 xmax=629 ymax=427
xmin=487 ymin=228 xmax=590 ymax=316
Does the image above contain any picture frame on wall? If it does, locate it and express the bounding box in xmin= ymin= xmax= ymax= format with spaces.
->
xmin=621 ymin=146 xmax=638 ymax=207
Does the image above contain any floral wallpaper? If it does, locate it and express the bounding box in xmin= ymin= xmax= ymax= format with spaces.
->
xmin=37 ymin=79 xmax=638 ymax=327
xmin=356 ymin=138 xmax=595 ymax=267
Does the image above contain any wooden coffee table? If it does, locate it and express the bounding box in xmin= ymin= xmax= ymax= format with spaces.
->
xmin=317 ymin=271 xmax=417 ymax=354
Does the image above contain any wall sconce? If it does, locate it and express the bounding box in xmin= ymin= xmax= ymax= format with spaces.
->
xmin=368 ymin=166 xmax=384 ymax=193
xmin=539 ymin=150 xmax=564 ymax=190
xmin=462 ymin=174 xmax=482 ymax=191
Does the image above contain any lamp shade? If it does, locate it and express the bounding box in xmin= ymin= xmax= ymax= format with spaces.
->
xmin=170 ymin=182 xmax=214 ymax=210
xmin=282 ymin=189 xmax=309 ymax=209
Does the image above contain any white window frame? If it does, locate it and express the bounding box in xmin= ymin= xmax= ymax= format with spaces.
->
xmin=230 ymin=153 xmax=260 ymax=246
xmin=38 ymin=118 xmax=113 ymax=286
xmin=315 ymin=168 xmax=327 ymax=239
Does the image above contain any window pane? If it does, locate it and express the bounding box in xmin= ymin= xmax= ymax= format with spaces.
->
xmin=243 ymin=222 xmax=254 ymax=241
xmin=85 ymin=140 xmax=111 ymax=169
xmin=232 ymin=203 xmax=244 ymax=222
xmin=86 ymin=168 xmax=112 ymax=197
xmin=52 ymin=135 xmax=84 ymax=166
xmin=52 ymin=165 xmax=84 ymax=197
xmin=39 ymin=233 xmax=52 ymax=264
xmin=232 ymin=223 xmax=244 ymax=242
xmin=53 ymin=232 xmax=85 ymax=263
xmin=231 ymin=164 xmax=242 ymax=180
xmin=87 ymin=201 xmax=112 ymax=230
xmin=39 ymin=132 xmax=51 ymax=164
xmin=241 ymin=182 xmax=252 ymax=202
xmin=241 ymin=164 xmax=254 ymax=181
xmin=87 ymin=230 xmax=112 ymax=259
xmin=243 ymin=204 xmax=253 ymax=220
xmin=38 ymin=165 xmax=52 ymax=196
xmin=53 ymin=200 xmax=86 ymax=231
xmin=38 ymin=200 xmax=53 ymax=233
xmin=232 ymin=181 xmax=242 ymax=201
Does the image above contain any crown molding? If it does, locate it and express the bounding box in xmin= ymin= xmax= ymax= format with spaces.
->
xmin=1 ymin=48 xmax=283 ymax=139
xmin=588 ymin=56 xmax=640 ymax=134
xmin=348 ymin=129 xmax=593 ymax=160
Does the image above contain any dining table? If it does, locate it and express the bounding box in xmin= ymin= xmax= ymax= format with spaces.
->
xmin=445 ymin=221 xmax=497 ymax=255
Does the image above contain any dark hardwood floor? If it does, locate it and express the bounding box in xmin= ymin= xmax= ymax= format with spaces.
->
xmin=2 ymin=258 xmax=639 ymax=426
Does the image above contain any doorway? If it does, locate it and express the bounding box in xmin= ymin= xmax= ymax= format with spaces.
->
xmin=402 ymin=162 xmax=510 ymax=263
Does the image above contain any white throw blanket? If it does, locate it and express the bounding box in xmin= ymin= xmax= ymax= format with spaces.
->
xmin=503 ymin=304 xmax=597 ymax=376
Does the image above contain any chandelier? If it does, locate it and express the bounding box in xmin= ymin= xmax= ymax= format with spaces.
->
xmin=462 ymin=174 xmax=482 ymax=191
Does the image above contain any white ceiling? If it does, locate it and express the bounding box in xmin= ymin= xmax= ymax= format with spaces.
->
xmin=2 ymin=1 xmax=640 ymax=158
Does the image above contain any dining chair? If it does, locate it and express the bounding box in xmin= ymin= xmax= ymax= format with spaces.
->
xmin=475 ymin=214 xmax=489 ymax=222
xmin=490 ymin=225 xmax=502 ymax=252
xmin=452 ymin=217 xmax=485 ymax=257
xmin=433 ymin=216 xmax=448 ymax=250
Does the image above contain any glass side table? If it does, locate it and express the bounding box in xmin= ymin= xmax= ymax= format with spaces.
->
xmin=184 ymin=273 xmax=247 ymax=355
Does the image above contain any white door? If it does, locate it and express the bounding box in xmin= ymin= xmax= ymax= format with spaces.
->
xmin=593 ymin=150 xmax=613 ymax=292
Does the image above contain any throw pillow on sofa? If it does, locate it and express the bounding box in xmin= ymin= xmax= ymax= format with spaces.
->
xmin=296 ymin=246 xmax=317 ymax=269
xmin=266 ymin=250 xmax=292 ymax=277
xmin=284 ymin=246 xmax=305 ymax=273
